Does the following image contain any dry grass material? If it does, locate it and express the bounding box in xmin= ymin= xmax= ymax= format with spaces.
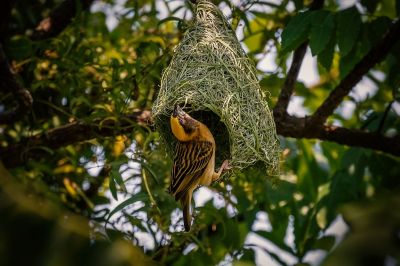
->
xmin=152 ymin=0 xmax=280 ymax=176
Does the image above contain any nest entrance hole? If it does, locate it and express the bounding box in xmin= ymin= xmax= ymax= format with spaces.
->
xmin=189 ymin=109 xmax=231 ymax=167
xmin=159 ymin=106 xmax=231 ymax=167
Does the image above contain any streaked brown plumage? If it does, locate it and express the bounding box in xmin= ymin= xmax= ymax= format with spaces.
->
xmin=168 ymin=105 xmax=230 ymax=231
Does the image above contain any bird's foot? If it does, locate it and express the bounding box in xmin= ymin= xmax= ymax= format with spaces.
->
xmin=213 ymin=160 xmax=232 ymax=183
xmin=220 ymin=160 xmax=232 ymax=172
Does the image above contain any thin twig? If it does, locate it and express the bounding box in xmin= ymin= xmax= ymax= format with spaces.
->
xmin=141 ymin=168 xmax=161 ymax=214
xmin=377 ymin=100 xmax=394 ymax=133
xmin=0 ymin=110 xmax=152 ymax=168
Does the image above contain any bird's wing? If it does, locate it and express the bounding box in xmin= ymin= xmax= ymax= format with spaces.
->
xmin=169 ymin=141 xmax=213 ymax=200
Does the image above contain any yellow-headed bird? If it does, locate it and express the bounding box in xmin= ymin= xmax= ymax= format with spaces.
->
xmin=169 ymin=105 xmax=230 ymax=231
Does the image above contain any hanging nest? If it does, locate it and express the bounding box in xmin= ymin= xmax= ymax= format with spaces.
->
xmin=152 ymin=0 xmax=280 ymax=176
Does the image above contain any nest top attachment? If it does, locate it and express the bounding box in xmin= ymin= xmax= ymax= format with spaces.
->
xmin=152 ymin=0 xmax=280 ymax=176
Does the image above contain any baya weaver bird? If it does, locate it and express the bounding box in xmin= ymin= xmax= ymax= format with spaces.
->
xmin=168 ymin=105 xmax=230 ymax=231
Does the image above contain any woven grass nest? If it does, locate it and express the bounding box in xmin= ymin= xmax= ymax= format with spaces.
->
xmin=152 ymin=0 xmax=280 ymax=176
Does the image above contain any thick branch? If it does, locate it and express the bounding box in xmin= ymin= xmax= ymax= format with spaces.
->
xmin=32 ymin=0 xmax=94 ymax=40
xmin=0 ymin=110 xmax=151 ymax=168
xmin=2 ymin=109 xmax=399 ymax=169
xmin=274 ymin=113 xmax=400 ymax=156
xmin=318 ymin=126 xmax=400 ymax=156
xmin=309 ymin=18 xmax=400 ymax=126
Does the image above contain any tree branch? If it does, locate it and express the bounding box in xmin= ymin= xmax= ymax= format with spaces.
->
xmin=273 ymin=0 xmax=324 ymax=115
xmin=0 ymin=110 xmax=151 ymax=168
xmin=308 ymin=18 xmax=400 ymax=127
xmin=2 ymin=109 xmax=399 ymax=169
xmin=377 ymin=100 xmax=394 ymax=134
xmin=274 ymin=42 xmax=308 ymax=115
xmin=31 ymin=0 xmax=95 ymax=40
xmin=274 ymin=113 xmax=400 ymax=156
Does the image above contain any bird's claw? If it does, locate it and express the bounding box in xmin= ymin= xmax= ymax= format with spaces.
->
xmin=212 ymin=160 xmax=232 ymax=184
xmin=221 ymin=160 xmax=232 ymax=172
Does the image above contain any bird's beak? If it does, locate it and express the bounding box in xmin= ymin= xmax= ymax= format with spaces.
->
xmin=173 ymin=105 xmax=185 ymax=118
xmin=170 ymin=104 xmax=197 ymax=137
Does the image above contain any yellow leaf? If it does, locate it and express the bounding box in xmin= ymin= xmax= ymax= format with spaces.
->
xmin=316 ymin=207 xmax=327 ymax=229
xmin=63 ymin=178 xmax=77 ymax=197
xmin=54 ymin=164 xmax=75 ymax=174
xmin=113 ymin=135 xmax=127 ymax=157
xmin=134 ymin=132 xmax=145 ymax=147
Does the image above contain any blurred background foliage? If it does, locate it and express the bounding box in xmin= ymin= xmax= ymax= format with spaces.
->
xmin=0 ymin=0 xmax=400 ymax=265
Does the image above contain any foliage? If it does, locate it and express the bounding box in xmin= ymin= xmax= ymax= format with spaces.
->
xmin=1 ymin=0 xmax=400 ymax=265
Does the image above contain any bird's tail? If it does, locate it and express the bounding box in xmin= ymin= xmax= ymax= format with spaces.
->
xmin=180 ymin=192 xmax=192 ymax=232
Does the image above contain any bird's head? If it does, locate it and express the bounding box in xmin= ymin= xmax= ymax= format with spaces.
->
xmin=170 ymin=105 xmax=200 ymax=141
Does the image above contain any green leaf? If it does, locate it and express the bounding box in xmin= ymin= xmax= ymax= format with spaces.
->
xmin=318 ymin=31 xmax=336 ymax=71
xmin=377 ymin=0 xmax=397 ymax=18
xmin=111 ymin=169 xmax=127 ymax=192
xmin=131 ymin=159 xmax=160 ymax=185
xmin=337 ymin=7 xmax=361 ymax=57
xmin=105 ymin=228 xmax=125 ymax=241
xmin=266 ymin=180 xmax=297 ymax=204
xmin=126 ymin=215 xmax=148 ymax=232
xmin=361 ymin=0 xmax=379 ymax=13
xmin=243 ymin=17 xmax=270 ymax=53
xmin=107 ymin=193 xmax=148 ymax=221
xmin=309 ymin=11 xmax=335 ymax=56
xmin=256 ymin=230 xmax=295 ymax=255
xmin=281 ymin=11 xmax=313 ymax=53
xmin=293 ymin=0 xmax=304 ymax=10
xmin=5 ymin=36 xmax=33 ymax=60
xmin=158 ymin=16 xmax=183 ymax=26
xmin=109 ymin=177 xmax=118 ymax=201
xmin=339 ymin=21 xmax=374 ymax=78
xmin=237 ymin=248 xmax=255 ymax=263
xmin=312 ymin=235 xmax=336 ymax=251
xmin=367 ymin=153 xmax=400 ymax=189
xmin=91 ymin=195 xmax=111 ymax=205
xmin=368 ymin=17 xmax=392 ymax=46
xmin=321 ymin=150 xmax=368 ymax=221
xmin=222 ymin=219 xmax=241 ymax=249
xmin=310 ymin=10 xmax=329 ymax=27
xmin=397 ymin=0 xmax=400 ymax=16
xmin=341 ymin=148 xmax=363 ymax=168
xmin=320 ymin=142 xmax=346 ymax=172
xmin=339 ymin=47 xmax=359 ymax=78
